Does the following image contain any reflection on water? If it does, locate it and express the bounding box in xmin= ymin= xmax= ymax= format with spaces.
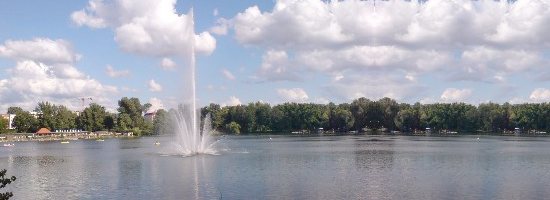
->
xmin=3 ymin=136 xmax=550 ymax=199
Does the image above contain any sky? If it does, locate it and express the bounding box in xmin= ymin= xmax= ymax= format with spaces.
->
xmin=0 ymin=0 xmax=549 ymax=113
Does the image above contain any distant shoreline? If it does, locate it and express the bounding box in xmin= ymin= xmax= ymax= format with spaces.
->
xmin=0 ymin=131 xmax=135 ymax=143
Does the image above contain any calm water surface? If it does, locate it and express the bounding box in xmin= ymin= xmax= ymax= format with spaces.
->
xmin=2 ymin=135 xmax=550 ymax=200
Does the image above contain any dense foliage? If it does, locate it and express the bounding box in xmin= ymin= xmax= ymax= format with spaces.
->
xmin=200 ymin=98 xmax=550 ymax=134
xmin=6 ymin=97 xmax=157 ymax=136
xmin=0 ymin=169 xmax=16 ymax=200
xmin=3 ymin=97 xmax=550 ymax=135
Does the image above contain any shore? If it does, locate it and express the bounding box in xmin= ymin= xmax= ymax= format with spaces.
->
xmin=0 ymin=131 xmax=135 ymax=143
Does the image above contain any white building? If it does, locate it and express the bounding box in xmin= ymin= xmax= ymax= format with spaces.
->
xmin=0 ymin=114 xmax=16 ymax=129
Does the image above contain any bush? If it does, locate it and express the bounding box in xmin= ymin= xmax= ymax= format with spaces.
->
xmin=0 ymin=169 xmax=16 ymax=200
xmin=225 ymin=122 xmax=241 ymax=135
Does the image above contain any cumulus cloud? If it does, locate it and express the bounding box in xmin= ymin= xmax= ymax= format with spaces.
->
xmin=105 ymin=65 xmax=130 ymax=77
xmin=0 ymin=38 xmax=117 ymax=111
xmin=440 ymin=88 xmax=473 ymax=103
xmin=194 ymin=32 xmax=216 ymax=55
xmin=257 ymin=50 xmax=301 ymax=82
xmin=147 ymin=97 xmax=164 ymax=113
xmin=227 ymin=0 xmax=550 ymax=102
xmin=72 ymin=0 xmax=216 ymax=57
xmin=160 ymin=57 xmax=176 ymax=70
xmin=221 ymin=69 xmax=236 ymax=80
xmin=529 ymin=88 xmax=550 ymax=102
xmin=0 ymin=38 xmax=80 ymax=64
xmin=148 ymin=79 xmax=162 ymax=92
xmin=210 ymin=18 xmax=230 ymax=35
xmin=277 ymin=88 xmax=309 ymax=103
xmin=223 ymin=96 xmax=242 ymax=107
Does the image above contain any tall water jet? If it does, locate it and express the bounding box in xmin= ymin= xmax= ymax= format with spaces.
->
xmin=169 ymin=9 xmax=216 ymax=156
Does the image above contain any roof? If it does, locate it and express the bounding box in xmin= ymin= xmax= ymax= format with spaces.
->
xmin=36 ymin=128 xmax=51 ymax=134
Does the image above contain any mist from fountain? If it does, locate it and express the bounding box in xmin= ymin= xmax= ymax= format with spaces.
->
xmin=168 ymin=9 xmax=216 ymax=156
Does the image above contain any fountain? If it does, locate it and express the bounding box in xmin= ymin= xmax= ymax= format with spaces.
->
xmin=168 ymin=9 xmax=216 ymax=156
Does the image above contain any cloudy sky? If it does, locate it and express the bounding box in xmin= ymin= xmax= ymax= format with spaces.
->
xmin=1 ymin=0 xmax=549 ymax=112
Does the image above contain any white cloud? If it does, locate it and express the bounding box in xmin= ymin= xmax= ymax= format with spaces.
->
xmin=277 ymin=88 xmax=309 ymax=103
xmin=0 ymin=38 xmax=117 ymax=111
xmin=324 ymin=73 xmax=425 ymax=102
xmin=148 ymin=79 xmax=162 ymax=92
xmin=194 ymin=32 xmax=216 ymax=55
xmin=160 ymin=57 xmax=176 ymax=70
xmin=313 ymin=97 xmax=330 ymax=104
xmin=221 ymin=69 xmax=236 ymax=80
xmin=232 ymin=0 xmax=550 ymax=49
xmin=223 ymin=96 xmax=241 ymax=107
xmin=213 ymin=8 xmax=219 ymax=17
xmin=228 ymin=0 xmax=550 ymax=102
xmin=440 ymin=88 xmax=473 ymax=103
xmin=72 ymin=0 xmax=216 ymax=57
xmin=147 ymin=97 xmax=164 ymax=113
xmin=210 ymin=18 xmax=230 ymax=35
xmin=258 ymin=50 xmax=300 ymax=81
xmin=529 ymin=88 xmax=550 ymax=102
xmin=0 ymin=38 xmax=80 ymax=64
xmin=105 ymin=65 xmax=130 ymax=77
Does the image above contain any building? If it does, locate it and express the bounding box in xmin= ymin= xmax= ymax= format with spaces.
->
xmin=30 ymin=111 xmax=42 ymax=118
xmin=144 ymin=112 xmax=156 ymax=122
xmin=36 ymin=127 xmax=51 ymax=135
xmin=0 ymin=114 xmax=16 ymax=129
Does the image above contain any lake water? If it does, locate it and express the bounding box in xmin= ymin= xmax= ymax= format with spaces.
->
xmin=2 ymin=135 xmax=550 ymax=200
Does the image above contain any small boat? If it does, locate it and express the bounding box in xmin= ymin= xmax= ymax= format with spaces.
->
xmin=154 ymin=141 xmax=160 ymax=146
xmin=60 ymin=141 xmax=70 ymax=144
xmin=2 ymin=143 xmax=15 ymax=147
xmin=96 ymin=139 xmax=105 ymax=142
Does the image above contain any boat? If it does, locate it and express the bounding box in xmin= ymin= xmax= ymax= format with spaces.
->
xmin=96 ymin=139 xmax=105 ymax=142
xmin=2 ymin=143 xmax=15 ymax=147
xmin=60 ymin=141 xmax=70 ymax=144
xmin=154 ymin=141 xmax=160 ymax=146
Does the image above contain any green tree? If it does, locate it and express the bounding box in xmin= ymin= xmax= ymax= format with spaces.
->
xmin=395 ymin=109 xmax=416 ymax=132
xmin=79 ymin=103 xmax=106 ymax=131
xmin=35 ymin=102 xmax=56 ymax=130
xmin=12 ymin=111 xmax=38 ymax=133
xmin=350 ymin=98 xmax=370 ymax=131
xmin=0 ymin=118 xmax=8 ymax=133
xmin=378 ymin=97 xmax=400 ymax=131
xmin=54 ymin=105 xmax=77 ymax=131
xmin=104 ymin=114 xmax=115 ymax=132
xmin=226 ymin=121 xmax=241 ymax=134
xmin=116 ymin=113 xmax=132 ymax=131
xmin=332 ymin=107 xmax=354 ymax=132
xmin=254 ymin=102 xmax=272 ymax=132
xmin=153 ymin=109 xmax=172 ymax=135
xmin=0 ymin=169 xmax=16 ymax=200
xmin=117 ymin=97 xmax=145 ymax=129
xmin=6 ymin=107 xmax=23 ymax=115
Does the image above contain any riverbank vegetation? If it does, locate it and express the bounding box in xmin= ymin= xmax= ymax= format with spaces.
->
xmin=2 ymin=97 xmax=549 ymax=135
xmin=201 ymin=97 xmax=549 ymax=135
xmin=3 ymin=97 xmax=166 ymax=136
xmin=0 ymin=169 xmax=16 ymax=200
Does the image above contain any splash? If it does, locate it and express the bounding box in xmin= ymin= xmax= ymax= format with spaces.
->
xmin=169 ymin=9 xmax=216 ymax=156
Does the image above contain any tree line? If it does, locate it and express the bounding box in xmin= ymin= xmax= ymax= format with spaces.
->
xmin=4 ymin=97 xmax=169 ymax=136
xmin=3 ymin=97 xmax=549 ymax=135
xmin=201 ymin=97 xmax=550 ymax=134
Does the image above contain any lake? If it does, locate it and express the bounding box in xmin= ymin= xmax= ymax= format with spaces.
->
xmin=2 ymin=135 xmax=550 ymax=199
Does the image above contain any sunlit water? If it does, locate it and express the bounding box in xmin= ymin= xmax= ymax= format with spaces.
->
xmin=2 ymin=135 xmax=550 ymax=199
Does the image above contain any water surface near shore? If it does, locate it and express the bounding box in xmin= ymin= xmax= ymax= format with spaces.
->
xmin=2 ymin=135 xmax=550 ymax=200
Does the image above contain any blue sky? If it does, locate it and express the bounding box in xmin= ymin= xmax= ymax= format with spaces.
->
xmin=1 ymin=0 xmax=549 ymax=112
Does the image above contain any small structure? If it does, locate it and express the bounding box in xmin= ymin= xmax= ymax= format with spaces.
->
xmin=144 ymin=112 xmax=156 ymax=122
xmin=36 ymin=127 xmax=52 ymax=135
